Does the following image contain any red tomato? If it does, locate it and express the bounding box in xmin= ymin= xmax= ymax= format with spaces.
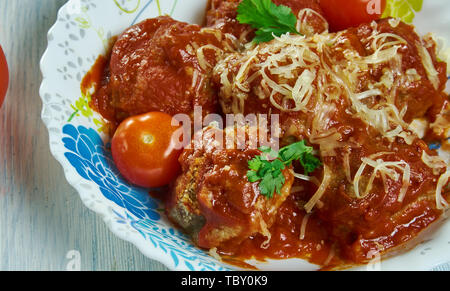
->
xmin=0 ymin=46 xmax=8 ymax=108
xmin=111 ymin=112 xmax=183 ymax=188
xmin=319 ymin=0 xmax=386 ymax=31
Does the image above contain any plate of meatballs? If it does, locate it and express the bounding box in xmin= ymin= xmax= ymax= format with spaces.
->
xmin=40 ymin=0 xmax=450 ymax=270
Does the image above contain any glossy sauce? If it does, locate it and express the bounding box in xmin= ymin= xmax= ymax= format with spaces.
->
xmin=219 ymin=194 xmax=338 ymax=267
xmin=208 ymin=18 xmax=449 ymax=267
xmin=83 ymin=16 xmax=235 ymax=133
xmin=215 ymin=133 xmax=444 ymax=268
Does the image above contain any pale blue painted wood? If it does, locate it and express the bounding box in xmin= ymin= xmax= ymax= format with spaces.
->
xmin=0 ymin=0 xmax=169 ymax=271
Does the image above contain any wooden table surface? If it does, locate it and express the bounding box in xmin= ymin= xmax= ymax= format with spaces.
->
xmin=0 ymin=0 xmax=169 ymax=271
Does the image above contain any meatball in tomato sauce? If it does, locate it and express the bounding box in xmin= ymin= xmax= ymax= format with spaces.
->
xmin=89 ymin=16 xmax=238 ymax=128
xmin=206 ymin=0 xmax=328 ymax=40
xmin=167 ymin=126 xmax=294 ymax=251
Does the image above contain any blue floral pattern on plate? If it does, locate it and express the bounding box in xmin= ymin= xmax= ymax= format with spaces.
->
xmin=114 ymin=210 xmax=231 ymax=270
xmin=62 ymin=124 xmax=161 ymax=220
xmin=62 ymin=124 xmax=230 ymax=270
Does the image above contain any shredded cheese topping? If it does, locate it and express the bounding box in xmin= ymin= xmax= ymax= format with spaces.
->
xmin=259 ymin=216 xmax=272 ymax=249
xmin=292 ymin=171 xmax=320 ymax=186
xmin=196 ymin=44 xmax=224 ymax=70
xmin=209 ymin=248 xmax=222 ymax=261
xmin=422 ymin=151 xmax=447 ymax=175
xmin=416 ymin=41 xmax=440 ymax=90
xmin=296 ymin=8 xmax=329 ymax=36
xmin=214 ymin=23 xmax=431 ymax=148
xmin=213 ymin=19 xmax=448 ymax=213
xmin=436 ymin=172 xmax=450 ymax=210
xmin=353 ymin=153 xmax=411 ymax=202
xmin=299 ymin=213 xmax=311 ymax=240
xmin=305 ymin=164 xmax=332 ymax=213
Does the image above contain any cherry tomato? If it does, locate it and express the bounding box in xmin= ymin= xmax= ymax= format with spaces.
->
xmin=319 ymin=0 xmax=386 ymax=31
xmin=0 ymin=46 xmax=8 ymax=108
xmin=111 ymin=112 xmax=183 ymax=188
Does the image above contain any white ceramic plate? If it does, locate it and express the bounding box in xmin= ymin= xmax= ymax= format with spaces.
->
xmin=40 ymin=0 xmax=450 ymax=271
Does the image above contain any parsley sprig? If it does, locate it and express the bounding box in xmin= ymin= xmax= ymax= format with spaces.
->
xmin=236 ymin=0 xmax=301 ymax=43
xmin=247 ymin=141 xmax=322 ymax=198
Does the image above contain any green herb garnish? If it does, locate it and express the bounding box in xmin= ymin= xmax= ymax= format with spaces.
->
xmin=382 ymin=0 xmax=423 ymax=24
xmin=247 ymin=141 xmax=322 ymax=198
xmin=236 ymin=0 xmax=301 ymax=43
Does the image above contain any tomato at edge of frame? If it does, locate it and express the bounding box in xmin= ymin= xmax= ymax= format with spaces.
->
xmin=0 ymin=46 xmax=8 ymax=108
xmin=319 ymin=0 xmax=387 ymax=32
xmin=111 ymin=112 xmax=183 ymax=188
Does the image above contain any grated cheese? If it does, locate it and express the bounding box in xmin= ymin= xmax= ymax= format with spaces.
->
xmin=299 ymin=213 xmax=311 ymax=240
xmin=388 ymin=18 xmax=401 ymax=28
xmin=209 ymin=248 xmax=223 ymax=261
xmin=435 ymin=172 xmax=450 ymax=210
xmin=429 ymin=33 xmax=450 ymax=74
xmin=305 ymin=164 xmax=332 ymax=213
xmin=291 ymin=170 xmax=321 ymax=186
xmin=259 ymin=216 xmax=272 ymax=249
xmin=343 ymin=147 xmax=352 ymax=183
xmin=353 ymin=153 xmax=411 ymax=201
xmin=422 ymin=151 xmax=447 ymax=176
xmin=416 ymin=41 xmax=440 ymax=90
xmin=196 ymin=44 xmax=224 ymax=71
xmin=213 ymin=24 xmax=448 ymax=211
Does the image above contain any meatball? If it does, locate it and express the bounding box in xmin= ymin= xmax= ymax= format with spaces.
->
xmin=97 ymin=16 xmax=236 ymax=124
xmin=213 ymin=19 xmax=448 ymax=142
xmin=206 ymin=0 xmax=328 ymax=41
xmin=211 ymin=19 xmax=449 ymax=262
xmin=166 ymin=126 xmax=294 ymax=250
xmin=206 ymin=0 xmax=253 ymax=42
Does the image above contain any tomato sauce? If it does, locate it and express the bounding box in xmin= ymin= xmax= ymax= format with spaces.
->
xmin=83 ymin=16 xmax=237 ymax=132
xmin=212 ymin=134 xmax=444 ymax=268
xmin=206 ymin=16 xmax=449 ymax=267
xmin=219 ymin=194 xmax=338 ymax=267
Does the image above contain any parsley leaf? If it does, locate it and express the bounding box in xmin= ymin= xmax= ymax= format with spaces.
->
xmin=279 ymin=140 xmax=312 ymax=166
xmin=247 ymin=141 xmax=322 ymax=198
xmin=259 ymin=145 xmax=279 ymax=159
xmin=237 ymin=0 xmax=300 ymax=43
xmin=247 ymin=156 xmax=285 ymax=197
xmin=248 ymin=156 xmax=263 ymax=171
xmin=300 ymin=151 xmax=322 ymax=175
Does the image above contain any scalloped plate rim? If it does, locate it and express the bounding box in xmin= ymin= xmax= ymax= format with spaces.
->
xmin=38 ymin=2 xmax=194 ymax=272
